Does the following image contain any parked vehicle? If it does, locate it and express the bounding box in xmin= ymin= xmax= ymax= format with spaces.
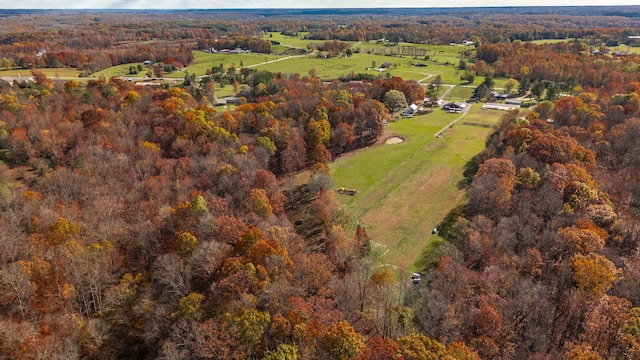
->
xmin=412 ymin=273 xmax=421 ymax=284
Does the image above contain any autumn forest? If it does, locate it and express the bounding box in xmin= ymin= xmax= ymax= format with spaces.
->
xmin=2 ymin=6 xmax=640 ymax=360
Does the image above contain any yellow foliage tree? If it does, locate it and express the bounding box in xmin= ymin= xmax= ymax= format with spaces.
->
xmin=320 ymin=321 xmax=365 ymax=360
xmin=571 ymin=253 xmax=618 ymax=297
xmin=176 ymin=232 xmax=199 ymax=259
xmin=397 ymin=332 xmax=446 ymax=360
xmin=172 ymin=292 xmax=204 ymax=319
xmin=49 ymin=218 xmax=81 ymax=245
xmin=249 ymin=188 xmax=273 ymax=218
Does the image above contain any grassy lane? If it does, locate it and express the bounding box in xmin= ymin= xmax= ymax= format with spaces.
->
xmin=0 ymin=68 xmax=81 ymax=79
xmin=266 ymin=32 xmax=326 ymax=49
xmin=330 ymin=105 xmax=503 ymax=271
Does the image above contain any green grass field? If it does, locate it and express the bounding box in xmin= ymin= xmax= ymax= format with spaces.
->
xmin=330 ymin=104 xmax=503 ymax=271
xmin=443 ymin=86 xmax=474 ymax=101
xmin=91 ymin=51 xmax=283 ymax=79
xmin=179 ymin=52 xmax=282 ymax=76
xmin=255 ymin=53 xmax=385 ymax=81
xmin=251 ymin=52 xmax=476 ymax=84
xmin=266 ymin=32 xmax=327 ymax=49
xmin=91 ymin=64 xmax=144 ymax=79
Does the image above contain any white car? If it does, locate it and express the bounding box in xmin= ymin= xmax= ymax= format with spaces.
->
xmin=411 ymin=273 xmax=421 ymax=284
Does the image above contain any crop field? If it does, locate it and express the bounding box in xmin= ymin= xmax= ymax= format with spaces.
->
xmin=330 ymin=104 xmax=504 ymax=270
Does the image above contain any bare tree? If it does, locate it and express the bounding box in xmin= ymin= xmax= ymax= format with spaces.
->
xmin=154 ymin=253 xmax=192 ymax=304
xmin=0 ymin=262 xmax=34 ymax=319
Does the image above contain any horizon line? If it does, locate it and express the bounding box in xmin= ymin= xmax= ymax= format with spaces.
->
xmin=2 ymin=5 xmax=640 ymax=10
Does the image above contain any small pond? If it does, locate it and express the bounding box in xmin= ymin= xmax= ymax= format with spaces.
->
xmin=385 ymin=136 xmax=404 ymax=145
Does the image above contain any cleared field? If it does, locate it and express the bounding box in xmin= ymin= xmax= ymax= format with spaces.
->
xmin=443 ymin=86 xmax=474 ymax=101
xmin=609 ymin=44 xmax=640 ymax=54
xmin=463 ymin=107 xmax=507 ymax=126
xmin=253 ymin=52 xmax=476 ymax=84
xmin=266 ymin=32 xmax=326 ymax=49
xmin=91 ymin=64 xmax=147 ymax=79
xmin=270 ymin=45 xmax=291 ymax=55
xmin=0 ymin=68 xmax=81 ymax=79
xmin=529 ymin=39 xmax=640 ymax=55
xmin=330 ymin=104 xmax=503 ymax=271
xmin=177 ymin=52 xmax=282 ymax=76
xmin=256 ymin=53 xmax=384 ymax=80
xmin=92 ymin=51 xmax=283 ymax=79
xmin=530 ymin=39 xmax=571 ymax=44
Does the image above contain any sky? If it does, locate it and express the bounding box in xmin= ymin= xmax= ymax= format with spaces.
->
xmin=0 ymin=0 xmax=638 ymax=9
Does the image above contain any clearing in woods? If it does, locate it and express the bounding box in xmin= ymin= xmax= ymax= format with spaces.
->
xmin=330 ymin=104 xmax=504 ymax=271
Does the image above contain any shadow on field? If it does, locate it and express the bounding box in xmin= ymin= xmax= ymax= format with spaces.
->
xmin=414 ymin=204 xmax=466 ymax=271
xmin=457 ymin=153 xmax=481 ymax=189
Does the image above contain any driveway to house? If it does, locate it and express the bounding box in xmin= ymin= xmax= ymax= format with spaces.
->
xmin=433 ymin=84 xmax=471 ymax=137
xmin=434 ymin=104 xmax=471 ymax=138
xmin=439 ymin=84 xmax=456 ymax=99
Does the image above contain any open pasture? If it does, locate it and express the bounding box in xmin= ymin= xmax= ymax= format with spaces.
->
xmin=92 ymin=51 xmax=283 ymax=79
xmin=266 ymin=31 xmax=327 ymax=49
xmin=252 ymin=51 xmax=472 ymax=84
xmin=330 ymin=104 xmax=503 ymax=270
xmin=255 ymin=53 xmax=393 ymax=80
xmin=179 ymin=51 xmax=282 ymax=76
xmin=440 ymin=85 xmax=474 ymax=101
xmin=0 ymin=68 xmax=81 ymax=79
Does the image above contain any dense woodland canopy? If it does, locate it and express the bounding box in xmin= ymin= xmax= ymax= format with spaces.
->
xmin=3 ymin=7 xmax=640 ymax=360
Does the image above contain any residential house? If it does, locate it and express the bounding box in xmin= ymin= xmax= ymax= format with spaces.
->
xmin=442 ymin=102 xmax=466 ymax=112
xmin=491 ymin=91 xmax=510 ymax=100
xmin=402 ymin=103 xmax=418 ymax=117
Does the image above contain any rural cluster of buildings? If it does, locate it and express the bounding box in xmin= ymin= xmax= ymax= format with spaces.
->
xmin=206 ymin=48 xmax=252 ymax=54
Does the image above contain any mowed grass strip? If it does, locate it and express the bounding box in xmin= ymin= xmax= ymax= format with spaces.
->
xmin=330 ymin=105 xmax=503 ymax=271
xmin=0 ymin=68 xmax=81 ymax=79
xmin=266 ymin=32 xmax=328 ymax=49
